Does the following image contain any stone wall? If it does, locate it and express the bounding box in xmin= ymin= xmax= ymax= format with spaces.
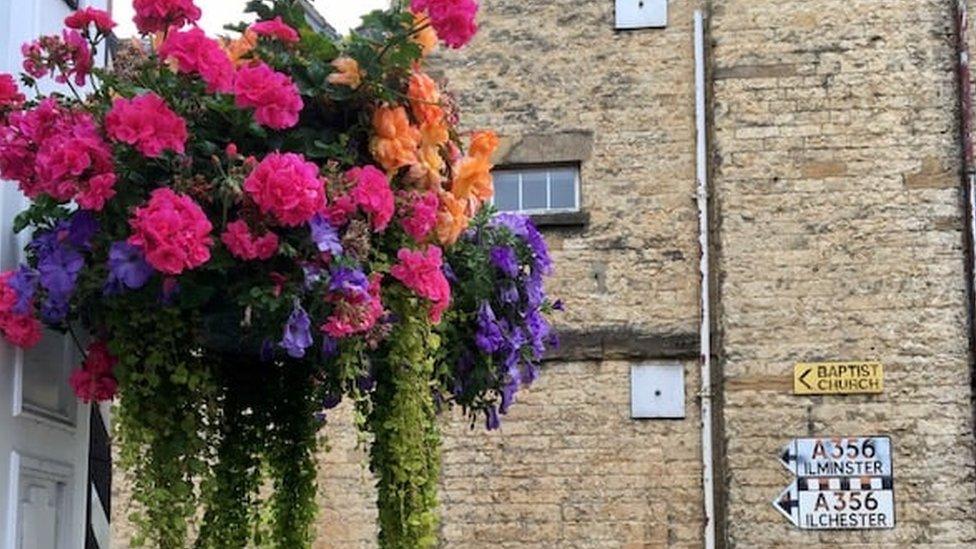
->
xmin=314 ymin=0 xmax=709 ymax=547
xmin=710 ymin=0 xmax=976 ymax=546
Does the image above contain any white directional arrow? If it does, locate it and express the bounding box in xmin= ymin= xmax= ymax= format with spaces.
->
xmin=772 ymin=480 xmax=800 ymax=527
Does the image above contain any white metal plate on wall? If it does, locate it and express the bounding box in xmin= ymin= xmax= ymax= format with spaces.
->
xmin=615 ymin=0 xmax=668 ymax=29
xmin=631 ymin=362 xmax=685 ymax=419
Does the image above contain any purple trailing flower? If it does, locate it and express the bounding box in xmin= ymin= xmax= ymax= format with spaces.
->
xmin=9 ymin=266 xmax=38 ymax=315
xmin=525 ymin=308 xmax=551 ymax=358
xmin=309 ymin=214 xmax=343 ymax=256
xmin=490 ymin=245 xmax=519 ymax=278
xmin=499 ymin=377 xmax=519 ymax=414
xmin=329 ymin=265 xmax=369 ymax=296
xmin=105 ymin=242 xmax=153 ymax=294
xmin=523 ymin=272 xmax=544 ymax=308
xmin=302 ymin=264 xmax=324 ymax=289
xmin=475 ymin=301 xmax=504 ymax=354
xmin=485 ymin=406 xmax=500 ymax=431
xmin=279 ymin=302 xmax=313 ymax=359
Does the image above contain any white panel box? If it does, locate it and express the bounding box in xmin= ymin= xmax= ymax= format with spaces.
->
xmin=615 ymin=0 xmax=668 ymax=30
xmin=631 ymin=362 xmax=685 ymax=419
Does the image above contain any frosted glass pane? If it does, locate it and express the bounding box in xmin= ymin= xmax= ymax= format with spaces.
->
xmin=21 ymin=332 xmax=76 ymax=424
xmin=522 ymin=172 xmax=548 ymax=210
xmin=493 ymin=173 xmax=520 ymax=211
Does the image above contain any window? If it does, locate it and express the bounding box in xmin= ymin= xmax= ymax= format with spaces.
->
xmin=491 ymin=166 xmax=580 ymax=214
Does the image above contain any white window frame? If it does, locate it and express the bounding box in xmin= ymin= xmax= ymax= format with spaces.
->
xmin=491 ymin=165 xmax=581 ymax=215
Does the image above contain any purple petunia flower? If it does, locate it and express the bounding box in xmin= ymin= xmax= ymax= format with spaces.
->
xmin=309 ymin=214 xmax=343 ymax=256
xmin=65 ymin=211 xmax=99 ymax=250
xmin=38 ymin=246 xmax=83 ymax=297
xmin=106 ymin=242 xmax=154 ymax=293
xmin=500 ymin=377 xmax=519 ymax=414
xmin=329 ymin=265 xmax=369 ymax=296
xmin=279 ymin=302 xmax=313 ymax=359
xmin=492 ymin=213 xmax=552 ymax=275
xmin=498 ymin=280 xmax=519 ymax=305
xmin=9 ymin=265 xmax=38 ymax=315
xmin=475 ymin=301 xmax=504 ymax=354
xmin=41 ymin=295 xmax=70 ymax=324
xmin=490 ymin=245 xmax=519 ymax=278
xmin=523 ymin=272 xmax=544 ymax=308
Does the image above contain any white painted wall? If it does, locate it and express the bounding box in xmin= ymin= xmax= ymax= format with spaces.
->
xmin=0 ymin=1 xmax=108 ymax=547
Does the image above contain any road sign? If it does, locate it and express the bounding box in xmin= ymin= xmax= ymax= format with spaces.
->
xmin=774 ymin=477 xmax=895 ymax=530
xmin=793 ymin=361 xmax=883 ymax=395
xmin=774 ymin=436 xmax=895 ymax=530
xmin=780 ymin=437 xmax=892 ymax=477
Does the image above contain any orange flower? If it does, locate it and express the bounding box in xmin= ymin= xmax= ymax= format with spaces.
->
xmin=450 ymin=131 xmax=499 ymax=203
xmin=370 ymin=105 xmax=421 ymax=172
xmin=408 ymin=120 xmax=450 ymax=188
xmin=468 ymin=130 xmax=499 ymax=160
xmin=408 ymin=70 xmax=444 ymax=127
xmin=436 ymin=191 xmax=469 ymax=245
xmin=410 ymin=12 xmax=438 ymax=57
xmin=327 ymin=56 xmax=363 ymax=88
xmin=221 ymin=29 xmax=258 ymax=67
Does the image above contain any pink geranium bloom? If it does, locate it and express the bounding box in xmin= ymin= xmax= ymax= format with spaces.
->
xmin=0 ymin=313 xmax=42 ymax=349
xmin=0 ymin=73 xmax=25 ymax=109
xmin=221 ymin=220 xmax=279 ymax=260
xmin=400 ymin=190 xmax=439 ymax=242
xmin=21 ymin=30 xmax=93 ymax=86
xmin=322 ymin=274 xmax=384 ymax=338
xmin=132 ymin=0 xmax=201 ymax=34
xmin=0 ymin=100 xmax=117 ymax=210
xmin=106 ymin=93 xmax=188 ymax=158
xmin=244 ymin=152 xmax=325 ymax=226
xmin=348 ymin=165 xmax=394 ymax=232
xmin=128 ymin=188 xmax=214 ymax=275
xmin=390 ymin=245 xmax=451 ymax=323
xmin=411 ymin=0 xmax=479 ymax=48
xmin=234 ymin=62 xmax=303 ymax=130
xmin=65 ymin=7 xmax=116 ymax=32
xmin=251 ymin=16 xmax=300 ymax=44
xmin=69 ymin=369 xmax=118 ymax=402
xmin=159 ymin=28 xmax=236 ymax=93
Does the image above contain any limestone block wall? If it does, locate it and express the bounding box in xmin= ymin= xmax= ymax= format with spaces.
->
xmin=710 ymin=0 xmax=976 ymax=545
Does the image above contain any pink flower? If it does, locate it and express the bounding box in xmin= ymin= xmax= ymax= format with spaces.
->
xmin=400 ymin=191 xmax=439 ymax=242
xmin=0 ymin=272 xmax=18 ymax=312
xmin=0 ymin=73 xmax=25 ymax=109
xmin=390 ymin=246 xmax=451 ymax=323
xmin=106 ymin=93 xmax=188 ymax=158
xmin=0 ymin=314 xmax=42 ymax=349
xmin=132 ymin=0 xmax=201 ymax=34
xmin=128 ymin=188 xmax=214 ymax=275
xmin=221 ymin=220 xmax=279 ymax=260
xmin=65 ymin=7 xmax=116 ymax=32
xmin=0 ymin=100 xmax=117 ymax=209
xmin=244 ymin=152 xmax=325 ymax=226
xmin=75 ymin=173 xmax=118 ymax=211
xmin=21 ymin=30 xmax=93 ymax=86
xmin=322 ymin=274 xmax=384 ymax=338
xmin=251 ymin=16 xmax=300 ymax=44
xmin=69 ymin=369 xmax=118 ymax=402
xmin=348 ymin=166 xmax=394 ymax=232
xmin=69 ymin=341 xmax=119 ymax=402
xmin=411 ymin=0 xmax=479 ymax=49
xmin=234 ymin=62 xmax=303 ymax=130
xmin=158 ymin=28 xmax=235 ymax=93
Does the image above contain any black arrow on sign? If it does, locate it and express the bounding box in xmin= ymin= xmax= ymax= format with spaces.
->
xmin=798 ymin=368 xmax=813 ymax=390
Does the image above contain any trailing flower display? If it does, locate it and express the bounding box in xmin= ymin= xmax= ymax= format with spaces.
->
xmin=0 ymin=1 xmax=556 ymax=547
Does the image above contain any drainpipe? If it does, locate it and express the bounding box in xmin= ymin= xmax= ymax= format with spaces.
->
xmin=952 ymin=1 xmax=976 ymax=487
xmin=694 ymin=10 xmax=717 ymax=549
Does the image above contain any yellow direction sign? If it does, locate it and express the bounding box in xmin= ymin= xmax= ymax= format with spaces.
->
xmin=793 ymin=362 xmax=883 ymax=395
